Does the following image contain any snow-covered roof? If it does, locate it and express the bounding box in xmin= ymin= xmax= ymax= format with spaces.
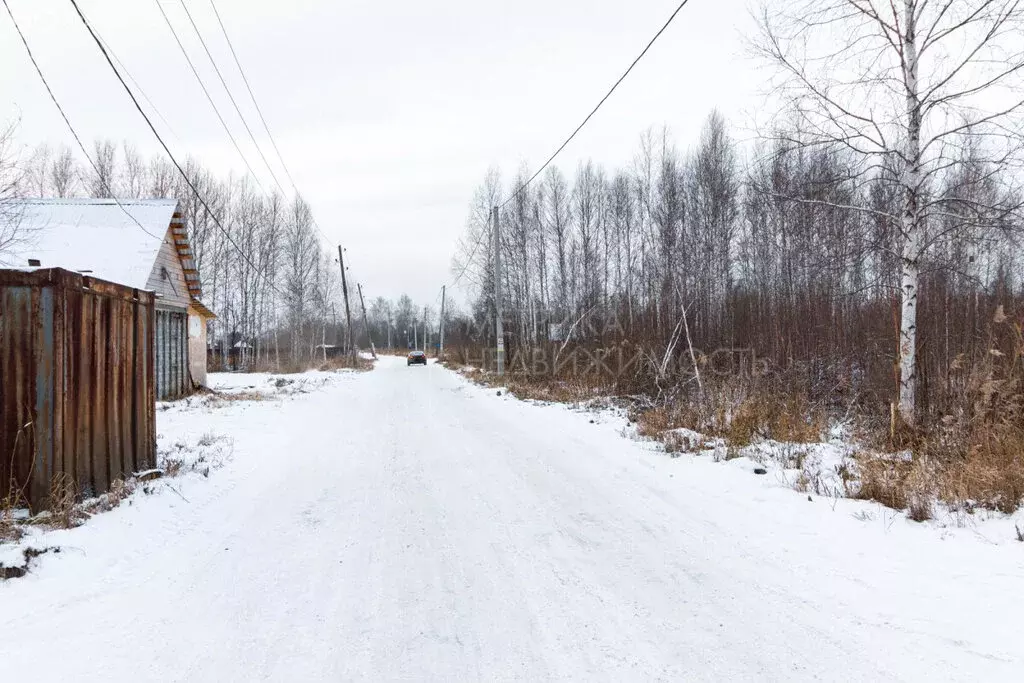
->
xmin=0 ymin=198 xmax=178 ymax=290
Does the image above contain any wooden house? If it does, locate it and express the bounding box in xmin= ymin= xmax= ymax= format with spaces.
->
xmin=0 ymin=198 xmax=216 ymax=399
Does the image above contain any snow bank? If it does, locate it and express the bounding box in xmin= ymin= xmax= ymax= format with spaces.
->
xmin=1 ymin=369 xmax=353 ymax=579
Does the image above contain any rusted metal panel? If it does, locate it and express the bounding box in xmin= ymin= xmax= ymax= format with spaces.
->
xmin=0 ymin=268 xmax=156 ymax=510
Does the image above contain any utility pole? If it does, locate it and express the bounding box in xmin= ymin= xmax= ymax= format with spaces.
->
xmin=337 ymin=245 xmax=355 ymax=361
xmin=439 ymin=285 xmax=446 ymax=360
xmin=492 ymin=205 xmax=505 ymax=375
xmin=357 ymin=283 xmax=377 ymax=360
xmin=387 ymin=310 xmax=392 ymax=349
xmin=423 ymin=305 xmax=428 ymax=353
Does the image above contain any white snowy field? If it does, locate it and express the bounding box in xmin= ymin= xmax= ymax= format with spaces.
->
xmin=2 ymin=357 xmax=1023 ymax=681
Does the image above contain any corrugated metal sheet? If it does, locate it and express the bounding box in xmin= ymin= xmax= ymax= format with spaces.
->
xmin=155 ymin=309 xmax=189 ymax=401
xmin=0 ymin=268 xmax=156 ymax=510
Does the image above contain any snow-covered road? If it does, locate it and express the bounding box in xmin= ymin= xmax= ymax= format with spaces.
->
xmin=3 ymin=357 xmax=1022 ymax=681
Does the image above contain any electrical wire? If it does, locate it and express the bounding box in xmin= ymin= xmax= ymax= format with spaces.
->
xmin=498 ymin=0 xmax=692 ymax=209
xmin=94 ymin=30 xmax=185 ymax=150
xmin=70 ymin=0 xmax=285 ymax=297
xmin=3 ymin=0 xmax=162 ymax=241
xmin=152 ymin=0 xmax=267 ymax=193
xmin=205 ymin=0 xmax=296 ymax=189
xmin=175 ymin=0 xmax=286 ymax=194
xmin=451 ymin=228 xmax=487 ymax=287
xmin=203 ymin=0 xmax=335 ymax=245
xmin=445 ymin=1 xmax=693 ymax=297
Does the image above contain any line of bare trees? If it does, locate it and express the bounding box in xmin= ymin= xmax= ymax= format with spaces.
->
xmin=452 ymin=0 xmax=1024 ymax=429
xmin=6 ymin=135 xmax=347 ymax=369
xmin=454 ymin=115 xmax=1022 ymax=423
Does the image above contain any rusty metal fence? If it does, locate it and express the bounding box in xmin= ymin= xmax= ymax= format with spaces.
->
xmin=1 ymin=268 xmax=156 ymax=509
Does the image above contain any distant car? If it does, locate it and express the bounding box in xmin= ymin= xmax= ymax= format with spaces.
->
xmin=407 ymin=350 xmax=427 ymax=366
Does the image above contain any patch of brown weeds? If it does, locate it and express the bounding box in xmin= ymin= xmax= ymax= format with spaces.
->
xmin=209 ymin=390 xmax=269 ymax=404
xmin=855 ymin=454 xmax=911 ymax=511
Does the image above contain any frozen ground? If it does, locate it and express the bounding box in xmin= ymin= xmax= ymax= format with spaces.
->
xmin=2 ymin=357 xmax=1023 ymax=681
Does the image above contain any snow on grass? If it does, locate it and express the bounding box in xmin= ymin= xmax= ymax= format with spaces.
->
xmin=472 ymin=372 xmax=1024 ymax=546
xmin=0 ymin=369 xmax=355 ymax=580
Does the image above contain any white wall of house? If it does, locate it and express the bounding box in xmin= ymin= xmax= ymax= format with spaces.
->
xmin=188 ymin=308 xmax=210 ymax=387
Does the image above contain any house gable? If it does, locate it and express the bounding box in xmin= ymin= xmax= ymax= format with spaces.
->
xmin=145 ymin=223 xmax=192 ymax=310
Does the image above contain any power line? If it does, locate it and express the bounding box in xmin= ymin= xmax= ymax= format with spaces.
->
xmin=70 ymin=0 xmax=285 ymax=298
xmin=151 ymin=0 xmax=267 ymax=194
xmin=451 ymin=229 xmax=486 ymax=287
xmin=205 ymin=0 xmax=296 ymax=189
xmin=175 ymin=0 xmax=286 ymax=194
xmin=200 ymin=0 xmax=334 ymax=247
xmin=3 ymin=0 xmax=162 ymax=241
xmin=93 ymin=29 xmax=185 ymax=150
xmin=446 ymin=0 xmax=692 ymax=294
xmin=499 ymin=0 xmax=693 ymax=209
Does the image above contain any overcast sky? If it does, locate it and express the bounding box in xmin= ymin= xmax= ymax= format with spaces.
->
xmin=0 ymin=0 xmax=761 ymax=307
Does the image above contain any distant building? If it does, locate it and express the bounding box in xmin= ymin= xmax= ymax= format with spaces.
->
xmin=0 ymin=198 xmax=216 ymax=399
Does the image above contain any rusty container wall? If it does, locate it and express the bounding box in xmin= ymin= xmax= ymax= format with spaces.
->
xmin=0 ymin=268 xmax=156 ymax=510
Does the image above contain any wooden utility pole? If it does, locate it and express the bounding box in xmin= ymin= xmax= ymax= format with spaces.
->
xmin=337 ymin=245 xmax=355 ymax=361
xmin=439 ymin=285 xmax=446 ymax=360
xmin=423 ymin=305 xmax=428 ymax=353
xmin=493 ymin=205 xmax=505 ymax=375
xmin=357 ymin=283 xmax=377 ymax=360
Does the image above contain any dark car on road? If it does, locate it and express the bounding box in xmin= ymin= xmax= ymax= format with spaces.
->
xmin=407 ymin=350 xmax=427 ymax=366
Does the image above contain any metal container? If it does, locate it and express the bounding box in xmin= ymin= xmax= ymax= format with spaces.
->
xmin=0 ymin=268 xmax=156 ymax=509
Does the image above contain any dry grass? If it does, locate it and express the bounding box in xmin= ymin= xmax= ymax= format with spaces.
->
xmin=208 ymin=390 xmax=269 ymax=404
xmin=724 ymin=393 xmax=825 ymax=446
xmin=46 ymin=473 xmax=85 ymax=530
xmin=855 ymin=454 xmax=911 ymax=511
xmin=317 ymin=355 xmax=374 ymax=372
xmin=459 ymin=365 xmax=606 ymax=405
xmin=240 ymin=353 xmax=374 ymax=375
xmin=937 ymin=422 xmax=1024 ymax=514
xmin=631 ymin=387 xmax=824 ymax=451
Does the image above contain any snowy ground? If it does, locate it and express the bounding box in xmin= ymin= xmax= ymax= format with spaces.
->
xmin=2 ymin=358 xmax=1023 ymax=681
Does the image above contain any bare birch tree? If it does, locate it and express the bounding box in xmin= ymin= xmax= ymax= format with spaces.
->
xmin=50 ymin=145 xmax=77 ymax=198
xmin=755 ymin=0 xmax=1024 ymax=424
xmin=121 ymin=142 xmax=147 ymax=198
xmin=0 ymin=122 xmax=27 ymax=258
xmin=26 ymin=144 xmax=50 ymax=197
xmin=88 ymin=139 xmax=118 ymax=197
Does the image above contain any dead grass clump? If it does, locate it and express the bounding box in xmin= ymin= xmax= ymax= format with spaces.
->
xmin=855 ymin=454 xmax=911 ymax=511
xmin=209 ymin=390 xmax=268 ymax=404
xmin=317 ymin=355 xmax=375 ymax=373
xmin=722 ymin=392 xmax=824 ymax=446
xmin=47 ymin=473 xmax=85 ymax=529
xmin=904 ymin=458 xmax=937 ymax=522
xmin=505 ymin=376 xmax=595 ymax=403
xmin=635 ymin=405 xmax=673 ymax=439
xmin=1 ymin=485 xmax=27 ymax=543
xmin=162 ymin=458 xmax=185 ymax=478
xmin=80 ymin=478 xmax=137 ymax=516
xmin=939 ymin=423 xmax=1024 ymax=514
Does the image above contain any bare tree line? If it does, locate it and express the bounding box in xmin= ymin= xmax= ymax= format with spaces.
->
xmin=4 ymin=135 xmax=346 ymax=370
xmin=452 ymin=0 xmax=1024 ymax=429
xmin=454 ymin=105 xmax=1022 ymax=421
